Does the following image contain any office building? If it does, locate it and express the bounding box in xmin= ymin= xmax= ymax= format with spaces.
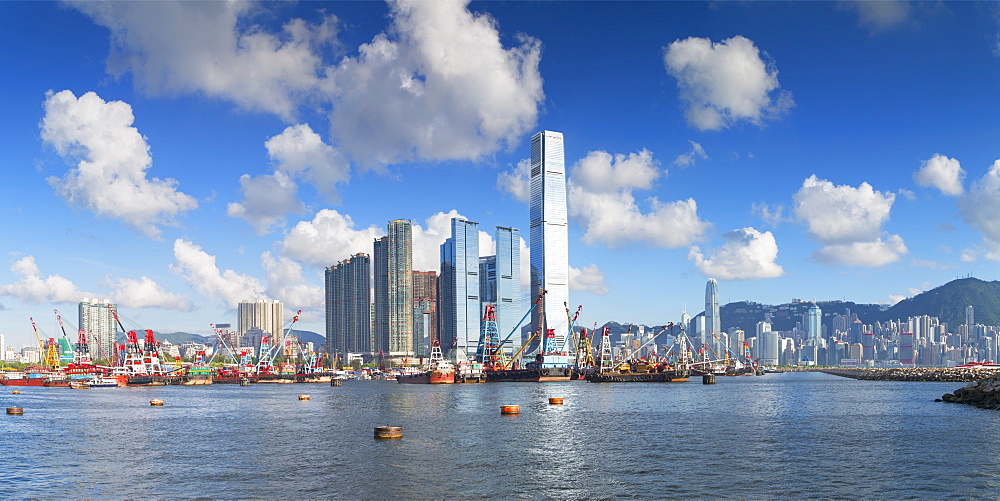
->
xmin=806 ymin=303 xmax=822 ymax=347
xmin=529 ymin=130 xmax=569 ymax=351
xmin=413 ymin=270 xmax=438 ymax=357
xmin=374 ymin=219 xmax=413 ymax=356
xmin=705 ymin=278 xmax=721 ymax=356
xmin=480 ymin=226 xmax=523 ymax=350
xmin=326 ymin=253 xmax=371 ymax=358
xmin=439 ymin=218 xmax=480 ymax=353
xmin=79 ymin=298 xmax=117 ymax=362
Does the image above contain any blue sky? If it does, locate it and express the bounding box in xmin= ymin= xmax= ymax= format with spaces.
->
xmin=2 ymin=0 xmax=1000 ymax=348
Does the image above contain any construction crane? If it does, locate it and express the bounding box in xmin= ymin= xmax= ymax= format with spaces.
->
xmin=256 ymin=309 xmax=302 ymax=372
xmin=53 ymin=309 xmax=74 ymax=363
xmin=29 ymin=317 xmax=61 ymax=370
xmin=560 ymin=302 xmax=583 ymax=355
xmin=499 ymin=290 xmax=547 ymax=370
xmin=475 ymin=304 xmax=504 ymax=369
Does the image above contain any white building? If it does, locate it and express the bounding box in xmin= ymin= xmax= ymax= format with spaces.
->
xmin=238 ymin=300 xmax=285 ymax=342
xmin=79 ymin=299 xmax=118 ymax=362
xmin=529 ymin=130 xmax=569 ymax=351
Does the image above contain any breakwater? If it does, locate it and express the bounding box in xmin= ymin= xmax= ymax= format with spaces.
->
xmin=940 ymin=373 xmax=1000 ymax=409
xmin=819 ymin=367 xmax=1000 ymax=382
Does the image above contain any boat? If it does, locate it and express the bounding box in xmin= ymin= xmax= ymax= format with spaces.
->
xmin=397 ymin=341 xmax=456 ymax=384
xmin=0 ymin=368 xmax=50 ymax=386
xmin=69 ymin=380 xmax=90 ymax=389
xmin=485 ymin=352 xmax=573 ymax=383
xmin=88 ymin=376 xmax=124 ymax=388
xmin=183 ymin=364 xmax=214 ymax=385
xmin=587 ymin=365 xmax=690 ymax=383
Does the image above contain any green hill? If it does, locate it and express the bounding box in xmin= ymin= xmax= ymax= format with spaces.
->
xmin=876 ymin=277 xmax=1000 ymax=327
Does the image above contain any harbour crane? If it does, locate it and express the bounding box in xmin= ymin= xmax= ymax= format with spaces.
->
xmin=29 ymin=317 xmax=61 ymax=370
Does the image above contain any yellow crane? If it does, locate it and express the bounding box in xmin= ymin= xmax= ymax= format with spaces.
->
xmin=30 ymin=317 xmax=61 ymax=370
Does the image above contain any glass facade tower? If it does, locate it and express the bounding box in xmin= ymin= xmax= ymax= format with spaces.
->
xmin=529 ymin=130 xmax=569 ymax=351
xmin=439 ymin=218 xmax=480 ymax=353
xmin=374 ymin=219 xmax=413 ymax=357
xmin=705 ymin=278 xmax=721 ymax=357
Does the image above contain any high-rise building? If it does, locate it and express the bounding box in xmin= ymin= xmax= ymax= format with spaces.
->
xmin=374 ymin=219 xmax=414 ymax=357
xmin=529 ymin=130 xmax=569 ymax=350
xmin=78 ymin=298 xmax=117 ymax=362
xmin=412 ymin=270 xmax=438 ymax=357
xmin=806 ymin=303 xmax=823 ymax=346
xmin=479 ymin=227 xmax=523 ymax=350
xmin=238 ymin=299 xmax=284 ymax=344
xmin=326 ymin=253 xmax=371 ymax=358
xmin=966 ymin=305 xmax=975 ymax=329
xmin=439 ymin=218 xmax=480 ymax=353
xmin=705 ymin=278 xmax=721 ymax=356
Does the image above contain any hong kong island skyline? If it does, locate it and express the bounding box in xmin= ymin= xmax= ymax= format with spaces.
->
xmin=2 ymin=1 xmax=999 ymax=347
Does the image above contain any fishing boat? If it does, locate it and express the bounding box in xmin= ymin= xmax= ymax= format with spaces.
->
xmin=397 ymin=341 xmax=456 ymax=384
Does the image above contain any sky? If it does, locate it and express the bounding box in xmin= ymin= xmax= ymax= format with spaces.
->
xmin=2 ymin=0 xmax=1000 ymax=348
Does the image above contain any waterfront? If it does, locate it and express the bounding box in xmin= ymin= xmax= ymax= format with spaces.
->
xmin=3 ymin=372 xmax=1000 ymax=499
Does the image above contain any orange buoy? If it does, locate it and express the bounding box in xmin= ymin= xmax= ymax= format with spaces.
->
xmin=548 ymin=397 xmax=564 ymax=405
xmin=298 ymin=394 xmax=311 ymax=401
xmin=374 ymin=426 xmax=403 ymax=439
xmin=6 ymin=407 xmax=24 ymax=415
xmin=500 ymin=404 xmax=520 ymax=415
xmin=150 ymin=399 xmax=164 ymax=406
xmin=11 ymin=390 xmax=21 ymax=394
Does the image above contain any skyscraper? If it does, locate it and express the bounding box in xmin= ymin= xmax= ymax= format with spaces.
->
xmin=78 ymin=298 xmax=117 ymax=361
xmin=705 ymin=278 xmax=721 ymax=356
xmin=412 ymin=270 xmax=438 ymax=357
xmin=374 ymin=219 xmax=414 ymax=357
xmin=479 ymin=226 xmax=522 ymax=351
xmin=325 ymin=253 xmax=371 ymax=358
xmin=238 ymin=299 xmax=284 ymax=343
xmin=529 ymin=130 xmax=569 ymax=350
xmin=806 ymin=303 xmax=823 ymax=346
xmin=439 ymin=218 xmax=480 ymax=353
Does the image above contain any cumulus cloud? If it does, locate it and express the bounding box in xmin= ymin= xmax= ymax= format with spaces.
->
xmin=40 ymin=90 xmax=198 ymax=238
xmin=169 ymin=239 xmax=266 ymax=309
xmin=102 ymin=276 xmax=193 ymax=310
xmin=958 ymin=160 xmax=1000 ymax=256
xmin=793 ymin=175 xmax=907 ymax=266
xmin=411 ymin=211 xmax=467 ymax=272
xmin=569 ymin=264 xmax=609 ymax=295
xmin=497 ymin=158 xmax=531 ymax=203
xmin=69 ymin=1 xmax=335 ymax=119
xmin=281 ymin=209 xmax=384 ymax=268
xmin=568 ymin=149 xmax=710 ymax=248
xmin=329 ymin=0 xmax=543 ymax=166
xmin=673 ymin=140 xmax=708 ymax=167
xmin=752 ymin=202 xmax=791 ymax=227
xmin=226 ymin=171 xmax=305 ymax=235
xmin=0 ymin=255 xmax=90 ymax=303
xmin=914 ymin=154 xmax=965 ymax=196
xmin=265 ymin=123 xmax=351 ymax=199
xmin=688 ymin=227 xmax=784 ymax=280
xmin=261 ymin=251 xmax=323 ymax=310
xmin=663 ymin=35 xmax=793 ymax=131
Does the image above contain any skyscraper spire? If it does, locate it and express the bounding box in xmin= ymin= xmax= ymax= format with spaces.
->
xmin=529 ymin=130 xmax=569 ymax=352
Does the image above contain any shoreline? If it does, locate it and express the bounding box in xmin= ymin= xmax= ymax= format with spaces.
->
xmin=818 ymin=367 xmax=1000 ymax=382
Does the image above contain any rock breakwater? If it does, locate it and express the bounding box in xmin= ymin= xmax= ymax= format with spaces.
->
xmin=819 ymin=367 xmax=1000 ymax=382
xmin=940 ymin=374 xmax=1000 ymax=409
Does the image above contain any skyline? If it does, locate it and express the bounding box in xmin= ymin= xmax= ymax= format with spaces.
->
xmin=2 ymin=1 xmax=1000 ymax=347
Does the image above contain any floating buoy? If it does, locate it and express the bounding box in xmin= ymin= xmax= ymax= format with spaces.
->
xmin=374 ymin=425 xmax=403 ymax=439
xmin=298 ymin=394 xmax=311 ymax=401
xmin=500 ymin=405 xmax=520 ymax=415
xmin=330 ymin=379 xmax=342 ymax=387
xmin=702 ymin=374 xmax=716 ymax=385
xmin=6 ymin=407 xmax=24 ymax=415
xmin=239 ymin=378 xmax=251 ymax=386
xmin=548 ymin=397 xmax=564 ymax=405
xmin=11 ymin=390 xmax=21 ymax=394
xmin=150 ymin=399 xmax=165 ymax=406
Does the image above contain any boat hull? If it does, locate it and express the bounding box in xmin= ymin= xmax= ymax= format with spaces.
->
xmin=587 ymin=371 xmax=689 ymax=383
xmin=485 ymin=367 xmax=572 ymax=383
xmin=396 ymin=370 xmax=455 ymax=384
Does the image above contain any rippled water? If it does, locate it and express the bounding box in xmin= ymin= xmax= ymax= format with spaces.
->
xmin=2 ymin=372 xmax=998 ymax=499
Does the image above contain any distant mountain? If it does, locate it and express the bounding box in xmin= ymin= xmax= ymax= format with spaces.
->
xmin=875 ymin=277 xmax=1000 ymax=327
xmin=154 ymin=329 xmax=324 ymax=347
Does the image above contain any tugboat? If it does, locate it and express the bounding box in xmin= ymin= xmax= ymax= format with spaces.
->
xmin=397 ymin=341 xmax=455 ymax=384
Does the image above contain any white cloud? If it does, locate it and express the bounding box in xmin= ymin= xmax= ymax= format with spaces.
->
xmin=226 ymin=171 xmax=305 ymax=235
xmin=567 ymin=149 xmax=710 ymax=248
xmin=958 ymin=160 xmax=1000 ymax=251
xmin=411 ymin=211 xmax=467 ymax=272
xmin=70 ymin=1 xmax=335 ymax=119
xmin=751 ymin=202 xmax=790 ymax=227
xmin=688 ymin=227 xmax=784 ymax=280
xmin=663 ymin=35 xmax=793 ymax=131
xmin=496 ymin=158 xmax=531 ymax=203
xmin=673 ymin=140 xmax=708 ymax=167
xmin=265 ymin=123 xmax=351 ymax=200
xmin=793 ymin=175 xmax=906 ymax=266
xmin=914 ymin=153 xmax=965 ymax=196
xmin=843 ymin=1 xmax=913 ymax=33
xmin=261 ymin=252 xmax=323 ymax=311
xmin=812 ymin=235 xmax=908 ymax=267
xmin=281 ymin=209 xmax=384 ymax=268
xmin=0 ymin=255 xmax=90 ymax=303
xmin=569 ymin=264 xmax=609 ymax=295
xmin=102 ymin=276 xmax=193 ymax=310
xmin=329 ymin=0 xmax=544 ymax=166
xmin=169 ymin=239 xmax=266 ymax=310
xmin=40 ymin=90 xmax=198 ymax=238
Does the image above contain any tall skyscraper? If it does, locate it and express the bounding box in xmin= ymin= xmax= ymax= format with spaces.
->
xmin=806 ymin=303 xmax=823 ymax=346
xmin=479 ymin=226 xmax=523 ymax=351
xmin=705 ymin=278 xmax=721 ymax=356
xmin=529 ymin=130 xmax=569 ymax=350
xmin=967 ymin=305 xmax=975 ymax=328
xmin=374 ymin=219 xmax=414 ymax=357
xmin=439 ymin=218 xmax=480 ymax=353
xmin=238 ymin=299 xmax=284 ymax=343
xmin=412 ymin=270 xmax=438 ymax=357
xmin=326 ymin=253 xmax=371 ymax=358
xmin=78 ymin=298 xmax=117 ymax=361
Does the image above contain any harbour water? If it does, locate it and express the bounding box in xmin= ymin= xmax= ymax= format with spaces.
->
xmin=3 ymin=371 xmax=1000 ymax=499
